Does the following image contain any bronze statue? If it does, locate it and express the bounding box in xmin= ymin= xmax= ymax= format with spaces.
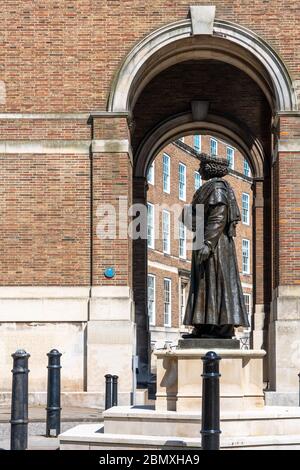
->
xmin=183 ymin=153 xmax=250 ymax=339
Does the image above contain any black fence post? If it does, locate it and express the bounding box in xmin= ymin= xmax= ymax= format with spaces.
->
xmin=112 ymin=375 xmax=118 ymax=406
xmin=46 ymin=349 xmax=62 ymax=437
xmin=10 ymin=349 xmax=30 ymax=450
xmin=201 ymin=351 xmax=221 ymax=451
xmin=105 ymin=374 xmax=113 ymax=410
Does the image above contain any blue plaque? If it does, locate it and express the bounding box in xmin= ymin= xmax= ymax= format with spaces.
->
xmin=104 ymin=267 xmax=115 ymax=279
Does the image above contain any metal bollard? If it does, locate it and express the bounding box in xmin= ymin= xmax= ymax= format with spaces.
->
xmin=112 ymin=375 xmax=118 ymax=407
xmin=201 ymin=351 xmax=221 ymax=451
xmin=105 ymin=374 xmax=113 ymax=410
xmin=10 ymin=349 xmax=30 ymax=450
xmin=46 ymin=349 xmax=62 ymax=437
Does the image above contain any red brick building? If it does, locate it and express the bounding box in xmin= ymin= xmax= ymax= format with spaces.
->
xmin=147 ymin=135 xmax=253 ymax=349
xmin=0 ymin=3 xmax=299 ymax=406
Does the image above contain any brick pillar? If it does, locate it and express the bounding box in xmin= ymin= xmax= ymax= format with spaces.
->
xmin=133 ymin=177 xmax=150 ymax=386
xmin=266 ymin=115 xmax=300 ymax=405
xmin=86 ymin=114 xmax=136 ymax=405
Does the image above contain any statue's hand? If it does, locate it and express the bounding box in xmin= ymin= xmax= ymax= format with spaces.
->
xmin=197 ymin=243 xmax=211 ymax=263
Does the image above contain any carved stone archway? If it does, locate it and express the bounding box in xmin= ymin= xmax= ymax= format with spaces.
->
xmin=108 ymin=18 xmax=297 ymax=113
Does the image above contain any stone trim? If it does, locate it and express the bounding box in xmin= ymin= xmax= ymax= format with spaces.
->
xmin=148 ymin=260 xmax=179 ymax=274
xmin=0 ymin=286 xmax=90 ymax=299
xmin=278 ymin=139 xmax=300 ymax=152
xmin=91 ymin=139 xmax=130 ymax=153
xmin=273 ymin=285 xmax=300 ymax=298
xmin=0 ymin=139 xmax=133 ymax=155
xmin=155 ymin=349 xmax=266 ymax=358
xmin=0 ymin=286 xmax=90 ymax=322
xmin=90 ymin=286 xmax=131 ymax=298
xmin=0 ymin=140 xmax=91 ymax=154
xmin=0 ymin=112 xmax=130 ymax=120
xmin=190 ymin=6 xmax=216 ymax=36
xmin=134 ymin=112 xmax=265 ymax=178
xmin=108 ymin=18 xmax=296 ymax=113
xmin=0 ymin=286 xmax=134 ymax=322
xmin=0 ymin=113 xmax=90 ymax=120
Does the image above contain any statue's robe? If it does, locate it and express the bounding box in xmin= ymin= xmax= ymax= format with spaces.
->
xmin=183 ymin=178 xmax=250 ymax=328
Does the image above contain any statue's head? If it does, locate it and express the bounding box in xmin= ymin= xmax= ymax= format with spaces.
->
xmin=198 ymin=153 xmax=229 ymax=180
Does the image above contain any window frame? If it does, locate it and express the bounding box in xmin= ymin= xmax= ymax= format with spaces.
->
xmin=242 ymin=192 xmax=250 ymax=225
xmin=163 ymin=278 xmax=172 ymax=327
xmin=244 ymin=159 xmax=250 ymax=177
xmin=163 ymin=153 xmax=170 ymax=194
xmin=178 ymin=162 xmax=186 ymax=201
xmin=162 ymin=209 xmax=171 ymax=254
xmin=179 ymin=221 xmax=187 ymax=259
xmin=194 ymin=134 xmax=201 ymax=152
xmin=210 ymin=138 xmax=218 ymax=156
xmin=242 ymin=239 xmax=250 ymax=274
xmin=194 ymin=171 xmax=201 ymax=190
xmin=148 ymin=274 xmax=156 ymax=326
xmin=226 ymin=146 xmax=235 ymax=169
xmin=147 ymin=161 xmax=155 ymax=185
xmin=147 ymin=202 xmax=155 ymax=249
xmin=243 ymin=293 xmax=251 ymax=332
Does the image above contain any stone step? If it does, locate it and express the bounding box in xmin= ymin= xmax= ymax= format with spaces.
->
xmin=59 ymin=424 xmax=300 ymax=450
xmin=102 ymin=405 xmax=300 ymax=439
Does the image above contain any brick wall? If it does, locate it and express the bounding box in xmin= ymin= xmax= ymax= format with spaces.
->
xmin=0 ymin=1 xmax=298 ymax=113
xmin=0 ymin=152 xmax=90 ymax=285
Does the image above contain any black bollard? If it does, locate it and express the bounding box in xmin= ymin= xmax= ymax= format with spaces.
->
xmin=46 ymin=349 xmax=62 ymax=437
xmin=201 ymin=351 xmax=221 ymax=451
xmin=112 ymin=375 xmax=118 ymax=407
xmin=105 ymin=374 xmax=113 ymax=410
xmin=10 ymin=349 xmax=30 ymax=450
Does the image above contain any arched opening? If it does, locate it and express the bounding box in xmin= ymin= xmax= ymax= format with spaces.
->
xmin=145 ymin=133 xmax=255 ymax=381
xmin=107 ymin=19 xmax=295 ymax=390
xmin=130 ymin=59 xmax=272 ymax=387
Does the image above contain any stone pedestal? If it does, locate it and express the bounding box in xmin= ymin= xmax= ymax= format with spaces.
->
xmin=59 ymin=346 xmax=300 ymax=450
xmin=155 ymin=348 xmax=266 ymax=412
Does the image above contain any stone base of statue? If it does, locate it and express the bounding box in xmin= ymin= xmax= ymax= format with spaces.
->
xmin=177 ymin=337 xmax=240 ymax=349
xmin=155 ymin=347 xmax=265 ymax=412
xmin=59 ymin=345 xmax=300 ymax=450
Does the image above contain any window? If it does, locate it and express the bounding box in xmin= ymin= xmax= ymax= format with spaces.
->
xmin=244 ymin=159 xmax=250 ymax=177
xmin=147 ymin=203 xmax=155 ymax=249
xmin=194 ymin=135 xmax=201 ymax=152
xmin=178 ymin=163 xmax=186 ymax=201
xmin=242 ymin=239 xmax=250 ymax=274
xmin=194 ymin=171 xmax=201 ymax=190
xmin=162 ymin=210 xmax=170 ymax=254
xmin=242 ymin=193 xmax=250 ymax=225
xmin=148 ymin=274 xmax=156 ymax=326
xmin=180 ymin=281 xmax=188 ymax=323
xmin=226 ymin=147 xmax=234 ymax=169
xmin=147 ymin=162 xmax=154 ymax=185
xmin=210 ymin=138 xmax=218 ymax=156
xmin=243 ymin=293 xmax=251 ymax=316
xmin=163 ymin=153 xmax=170 ymax=193
xmin=179 ymin=221 xmax=186 ymax=259
xmin=243 ymin=293 xmax=251 ymax=332
xmin=164 ymin=278 xmax=171 ymax=326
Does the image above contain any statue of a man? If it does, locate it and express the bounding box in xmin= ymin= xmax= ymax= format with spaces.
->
xmin=183 ymin=153 xmax=250 ymax=339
